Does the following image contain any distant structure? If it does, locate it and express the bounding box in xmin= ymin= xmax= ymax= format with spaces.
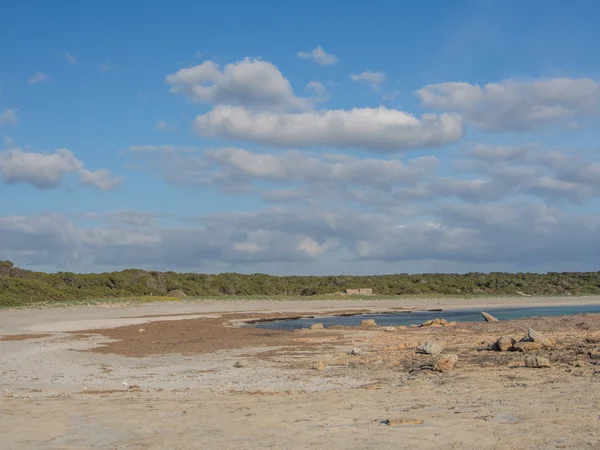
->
xmin=345 ymin=288 xmax=373 ymax=295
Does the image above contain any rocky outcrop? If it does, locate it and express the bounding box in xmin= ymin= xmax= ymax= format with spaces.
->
xmin=513 ymin=341 xmax=543 ymax=352
xmin=416 ymin=341 xmax=443 ymax=357
xmin=527 ymin=328 xmax=555 ymax=348
xmin=361 ymin=319 xmax=377 ymax=327
xmin=312 ymin=361 xmax=326 ymax=371
xmin=420 ymin=318 xmax=457 ymax=327
xmin=524 ymin=355 xmax=551 ymax=368
xmin=481 ymin=312 xmax=499 ymax=322
xmin=496 ymin=336 xmax=516 ymax=352
xmin=434 ymin=354 xmax=458 ymax=372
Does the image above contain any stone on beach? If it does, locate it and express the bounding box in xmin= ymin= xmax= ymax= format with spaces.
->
xmin=481 ymin=312 xmax=499 ymax=322
xmin=416 ymin=341 xmax=443 ymax=357
xmin=312 ymin=361 xmax=326 ymax=371
xmin=495 ymin=336 xmax=516 ymax=352
xmin=310 ymin=323 xmax=324 ymax=330
xmin=434 ymin=354 xmax=458 ymax=372
xmin=513 ymin=341 xmax=543 ymax=352
xmin=385 ymin=418 xmax=424 ymax=426
xmin=361 ymin=319 xmax=377 ymax=327
xmin=524 ymin=355 xmax=551 ymax=368
xmin=527 ymin=328 xmax=555 ymax=348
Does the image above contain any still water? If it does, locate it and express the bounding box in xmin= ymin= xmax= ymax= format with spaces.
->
xmin=256 ymin=303 xmax=600 ymax=331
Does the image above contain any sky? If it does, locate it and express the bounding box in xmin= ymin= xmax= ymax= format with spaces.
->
xmin=1 ymin=0 xmax=600 ymax=275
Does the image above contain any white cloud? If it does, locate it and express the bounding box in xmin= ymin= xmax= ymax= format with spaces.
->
xmin=3 ymin=205 xmax=599 ymax=272
xmin=157 ymin=147 xmax=438 ymax=191
xmin=305 ymin=81 xmax=326 ymax=95
xmin=153 ymin=120 xmax=176 ymax=131
xmin=350 ymin=71 xmax=386 ymax=90
xmin=28 ymin=72 xmax=50 ymax=84
xmin=166 ymin=58 xmax=310 ymax=110
xmin=0 ymin=108 xmax=18 ymax=126
xmin=416 ymin=77 xmax=600 ymax=131
xmin=64 ymin=52 xmax=78 ymax=64
xmin=79 ymin=168 xmax=122 ymax=191
xmin=0 ymin=148 xmax=120 ymax=190
xmin=194 ymin=105 xmax=464 ymax=152
xmin=297 ymin=46 xmax=337 ymax=66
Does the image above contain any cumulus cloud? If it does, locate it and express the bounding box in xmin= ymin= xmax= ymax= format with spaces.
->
xmin=0 ymin=148 xmax=120 ymax=190
xmin=415 ymin=77 xmax=600 ymax=131
xmin=350 ymin=71 xmax=386 ymax=90
xmin=297 ymin=46 xmax=337 ymax=65
xmin=2 ymin=205 xmax=599 ymax=272
xmin=166 ymin=58 xmax=310 ymax=110
xmin=392 ymin=144 xmax=600 ymax=204
xmin=0 ymin=108 xmax=18 ymax=126
xmin=194 ymin=105 xmax=464 ymax=151
xmin=28 ymin=72 xmax=50 ymax=84
xmin=148 ymin=147 xmax=438 ymax=195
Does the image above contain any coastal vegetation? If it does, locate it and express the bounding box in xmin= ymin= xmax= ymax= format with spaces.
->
xmin=2 ymin=260 xmax=600 ymax=307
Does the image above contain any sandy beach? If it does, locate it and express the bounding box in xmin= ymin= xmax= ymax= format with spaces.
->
xmin=2 ymin=296 xmax=600 ymax=449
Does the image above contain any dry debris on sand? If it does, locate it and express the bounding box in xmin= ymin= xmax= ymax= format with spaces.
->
xmin=2 ymin=299 xmax=600 ymax=449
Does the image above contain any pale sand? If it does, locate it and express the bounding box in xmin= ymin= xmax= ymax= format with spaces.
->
xmin=1 ymin=296 xmax=600 ymax=449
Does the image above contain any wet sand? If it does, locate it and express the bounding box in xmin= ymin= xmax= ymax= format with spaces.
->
xmin=2 ymin=296 xmax=600 ymax=449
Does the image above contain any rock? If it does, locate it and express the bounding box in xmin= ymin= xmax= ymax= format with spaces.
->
xmin=416 ymin=341 xmax=443 ymax=357
xmin=385 ymin=418 xmax=424 ymax=426
xmin=310 ymin=323 xmax=324 ymax=330
xmin=382 ymin=326 xmax=396 ymax=332
xmin=527 ymin=328 xmax=555 ymax=348
xmin=524 ymin=356 xmax=551 ymax=368
xmin=496 ymin=336 xmax=516 ymax=352
xmin=138 ymin=328 xmax=146 ymax=333
xmin=168 ymin=289 xmax=187 ymax=298
xmin=349 ymin=348 xmax=362 ymax=355
xmin=233 ymin=360 xmax=247 ymax=368
xmin=481 ymin=312 xmax=499 ymax=322
xmin=420 ymin=318 xmax=448 ymax=327
xmin=361 ymin=319 xmax=377 ymax=327
xmin=513 ymin=341 xmax=543 ymax=352
xmin=434 ymin=354 xmax=458 ymax=372
xmin=312 ymin=361 xmax=326 ymax=371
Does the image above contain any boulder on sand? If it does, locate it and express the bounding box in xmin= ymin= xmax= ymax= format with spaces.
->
xmin=481 ymin=312 xmax=499 ymax=322
xmin=310 ymin=323 xmax=324 ymax=330
xmin=513 ymin=341 xmax=543 ymax=352
xmin=416 ymin=341 xmax=443 ymax=357
xmin=495 ymin=336 xmax=516 ymax=352
xmin=526 ymin=328 xmax=555 ymax=348
xmin=361 ymin=319 xmax=378 ymax=327
xmin=434 ymin=354 xmax=458 ymax=372
xmin=524 ymin=355 xmax=551 ymax=368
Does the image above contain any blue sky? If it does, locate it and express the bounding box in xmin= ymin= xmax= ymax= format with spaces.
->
xmin=1 ymin=0 xmax=600 ymax=275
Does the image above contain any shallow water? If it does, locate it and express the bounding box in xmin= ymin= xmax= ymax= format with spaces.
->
xmin=256 ymin=303 xmax=600 ymax=330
